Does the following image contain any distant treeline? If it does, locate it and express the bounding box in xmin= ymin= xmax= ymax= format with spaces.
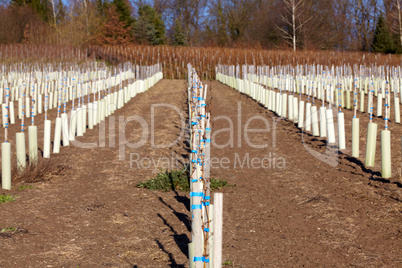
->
xmin=0 ymin=0 xmax=401 ymax=53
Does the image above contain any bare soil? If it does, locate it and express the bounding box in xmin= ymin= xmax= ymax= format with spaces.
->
xmin=0 ymin=79 xmax=401 ymax=267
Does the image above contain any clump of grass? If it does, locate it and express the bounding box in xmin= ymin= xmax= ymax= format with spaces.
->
xmin=137 ymin=168 xmax=190 ymax=192
xmin=0 ymin=226 xmax=28 ymax=238
xmin=12 ymin=156 xmax=69 ymax=184
xmin=1 ymin=227 xmax=16 ymax=233
xmin=222 ymin=260 xmax=234 ymax=266
xmin=136 ymin=169 xmax=234 ymax=192
xmin=17 ymin=185 xmax=33 ymax=190
xmin=211 ymin=178 xmax=234 ymax=190
xmin=0 ymin=194 xmax=16 ymax=204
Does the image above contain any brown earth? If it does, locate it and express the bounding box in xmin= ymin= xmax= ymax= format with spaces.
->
xmin=0 ymin=79 xmax=401 ymax=267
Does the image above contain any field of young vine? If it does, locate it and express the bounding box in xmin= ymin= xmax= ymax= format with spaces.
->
xmin=0 ymin=45 xmax=401 ymax=267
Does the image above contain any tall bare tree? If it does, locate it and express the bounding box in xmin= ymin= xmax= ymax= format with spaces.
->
xmin=348 ymin=0 xmax=381 ymax=51
xmin=388 ymin=0 xmax=402 ymax=46
xmin=276 ymin=0 xmax=313 ymax=51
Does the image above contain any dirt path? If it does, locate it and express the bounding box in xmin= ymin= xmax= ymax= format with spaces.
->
xmin=0 ymin=79 xmax=192 ymax=267
xmin=208 ymin=81 xmax=402 ymax=267
xmin=0 ymin=79 xmax=401 ymax=267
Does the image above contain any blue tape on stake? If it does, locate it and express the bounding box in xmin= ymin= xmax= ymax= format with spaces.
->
xmin=206 ymin=128 xmax=211 ymax=131
xmin=191 ymin=150 xmax=197 ymax=153
xmin=205 ymin=259 xmax=210 ymax=263
xmin=204 ymin=228 xmax=209 ymax=232
xmin=190 ymin=192 xmax=204 ymax=197
xmin=201 ymin=104 xmax=206 ymax=107
xmin=192 ymin=204 xmax=202 ymax=210
xmin=194 ymin=257 xmax=204 ymax=262
xmin=191 ymin=179 xmax=198 ymax=182
xmin=191 ymin=160 xmax=197 ymax=163
xmin=203 ymin=202 xmax=210 ymax=206
xmin=204 ymin=196 xmax=210 ymax=200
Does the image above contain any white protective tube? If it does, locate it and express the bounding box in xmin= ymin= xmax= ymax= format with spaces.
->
xmin=93 ymin=101 xmax=98 ymax=125
xmin=319 ymin=106 xmax=327 ymax=138
xmin=305 ymin=102 xmax=311 ymax=132
xmin=88 ymin=103 xmax=93 ymax=129
xmin=381 ymin=130 xmax=392 ymax=178
xmin=337 ymin=112 xmax=346 ymax=150
xmin=282 ymin=94 xmax=287 ymax=118
xmin=2 ymin=142 xmax=11 ymax=190
xmin=16 ymin=132 xmax=26 ymax=171
xmin=53 ymin=117 xmax=62 ymax=153
xmin=2 ymin=103 xmax=7 ymax=127
xmin=298 ymin=101 xmax=304 ymax=128
xmin=288 ymin=95 xmax=293 ymax=121
xmin=25 ymin=97 xmax=30 ymax=118
xmin=276 ymin=92 xmax=281 ymax=116
xmin=213 ymin=193 xmax=223 ymax=268
xmin=326 ymin=109 xmax=336 ymax=144
xmin=377 ymin=93 xmax=382 ymax=117
xmin=352 ymin=117 xmax=359 ymax=157
xmin=37 ymin=95 xmax=42 ymax=114
xmin=18 ymin=98 xmax=22 ymax=119
xmin=311 ymin=106 xmax=319 ymax=137
xmin=69 ymin=110 xmax=77 ymax=141
xmin=293 ymin=97 xmax=298 ymax=123
xmin=365 ymin=122 xmax=378 ymax=167
xmin=101 ymin=99 xmax=106 ymax=121
xmin=9 ymin=101 xmax=15 ymax=125
xmin=43 ymin=119 xmax=51 ymax=158
xmin=395 ymin=97 xmax=400 ymax=124
xmin=82 ymin=105 xmax=87 ymax=133
xmin=28 ymin=125 xmax=38 ymax=165
xmin=77 ymin=107 xmax=83 ymax=137
xmin=61 ymin=113 xmax=69 ymax=146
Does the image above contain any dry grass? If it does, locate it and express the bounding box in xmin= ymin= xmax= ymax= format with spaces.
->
xmin=12 ymin=155 xmax=69 ymax=184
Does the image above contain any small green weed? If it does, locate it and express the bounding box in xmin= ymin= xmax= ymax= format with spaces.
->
xmin=1 ymin=227 xmax=16 ymax=233
xmin=18 ymin=185 xmax=33 ymax=190
xmin=137 ymin=168 xmax=190 ymax=192
xmin=223 ymin=260 xmax=233 ymax=266
xmin=0 ymin=194 xmax=16 ymax=204
xmin=0 ymin=226 xmax=28 ymax=238
xmin=136 ymin=169 xmax=234 ymax=192
xmin=211 ymin=178 xmax=235 ymax=190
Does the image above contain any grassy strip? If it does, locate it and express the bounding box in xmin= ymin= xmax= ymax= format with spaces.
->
xmin=0 ymin=194 xmax=16 ymax=204
xmin=136 ymin=169 xmax=234 ymax=192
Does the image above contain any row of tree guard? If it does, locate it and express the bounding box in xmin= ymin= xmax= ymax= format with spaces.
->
xmin=216 ymin=63 xmax=397 ymax=179
xmin=187 ymin=64 xmax=223 ymax=268
xmin=1 ymin=61 xmax=163 ymax=189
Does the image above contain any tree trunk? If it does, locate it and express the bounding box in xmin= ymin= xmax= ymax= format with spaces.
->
xmin=293 ymin=0 xmax=296 ymax=51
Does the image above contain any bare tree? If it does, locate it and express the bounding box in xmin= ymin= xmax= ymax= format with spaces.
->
xmin=348 ymin=0 xmax=381 ymax=51
xmin=276 ymin=0 xmax=313 ymax=51
xmin=389 ymin=0 xmax=402 ymax=46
